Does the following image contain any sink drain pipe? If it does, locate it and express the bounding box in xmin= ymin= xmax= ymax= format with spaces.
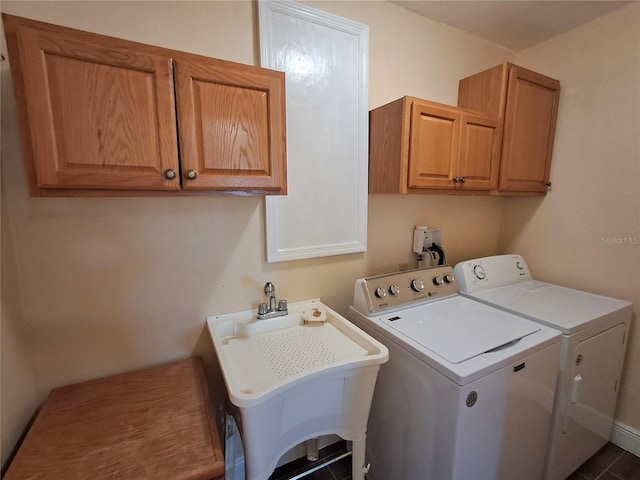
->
xmin=306 ymin=437 xmax=319 ymax=461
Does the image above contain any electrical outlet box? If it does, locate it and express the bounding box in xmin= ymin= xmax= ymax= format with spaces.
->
xmin=413 ymin=226 xmax=443 ymax=254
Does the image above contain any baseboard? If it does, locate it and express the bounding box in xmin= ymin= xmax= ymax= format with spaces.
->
xmin=611 ymin=420 xmax=640 ymax=457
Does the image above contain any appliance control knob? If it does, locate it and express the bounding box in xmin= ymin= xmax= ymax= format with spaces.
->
xmin=411 ymin=279 xmax=424 ymax=292
xmin=516 ymin=261 xmax=524 ymax=270
xmin=433 ymin=276 xmax=444 ymax=286
xmin=375 ymin=287 xmax=387 ymax=299
xmin=473 ymin=265 xmax=486 ymax=280
xmin=389 ymin=284 xmax=400 ymax=296
xmin=443 ymin=274 xmax=454 ymax=284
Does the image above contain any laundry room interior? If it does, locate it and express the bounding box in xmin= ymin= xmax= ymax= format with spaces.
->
xmin=1 ymin=1 xmax=639 ymax=479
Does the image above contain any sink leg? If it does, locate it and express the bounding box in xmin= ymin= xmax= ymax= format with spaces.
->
xmin=351 ymin=438 xmax=367 ymax=480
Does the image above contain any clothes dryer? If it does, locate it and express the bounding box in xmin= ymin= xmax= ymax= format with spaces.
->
xmin=349 ymin=265 xmax=561 ymax=480
xmin=454 ymin=255 xmax=633 ymax=480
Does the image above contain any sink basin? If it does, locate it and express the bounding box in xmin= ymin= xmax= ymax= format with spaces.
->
xmin=208 ymin=299 xmax=387 ymax=407
xmin=207 ymin=299 xmax=388 ymax=480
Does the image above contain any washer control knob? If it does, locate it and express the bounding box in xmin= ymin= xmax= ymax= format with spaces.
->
xmin=389 ymin=284 xmax=400 ymax=296
xmin=411 ymin=278 xmax=424 ymax=292
xmin=374 ymin=287 xmax=387 ymax=299
xmin=516 ymin=261 xmax=524 ymax=270
xmin=443 ymin=274 xmax=454 ymax=284
xmin=473 ymin=265 xmax=486 ymax=280
xmin=433 ymin=276 xmax=444 ymax=286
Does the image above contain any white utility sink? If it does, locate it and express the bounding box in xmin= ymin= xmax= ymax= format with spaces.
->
xmin=207 ymin=299 xmax=388 ymax=480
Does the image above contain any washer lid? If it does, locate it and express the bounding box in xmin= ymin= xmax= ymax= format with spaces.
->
xmin=468 ymin=280 xmax=632 ymax=334
xmin=382 ymin=296 xmax=540 ymax=364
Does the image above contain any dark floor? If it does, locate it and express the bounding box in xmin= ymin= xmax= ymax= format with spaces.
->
xmin=568 ymin=443 xmax=640 ymax=480
xmin=268 ymin=441 xmax=354 ymax=480
xmin=270 ymin=441 xmax=640 ymax=480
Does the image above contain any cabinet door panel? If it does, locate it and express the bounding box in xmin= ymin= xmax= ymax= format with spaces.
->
xmin=175 ymin=55 xmax=286 ymax=193
xmin=500 ymin=67 xmax=560 ymax=192
xmin=7 ymin=16 xmax=180 ymax=190
xmin=47 ymin=57 xmax=159 ymax=170
xmin=458 ymin=114 xmax=500 ymax=190
xmin=195 ymin=82 xmax=270 ymax=175
xmin=408 ymin=103 xmax=459 ymax=188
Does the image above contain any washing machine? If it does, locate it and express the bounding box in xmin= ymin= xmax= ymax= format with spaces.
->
xmin=454 ymin=254 xmax=633 ymax=480
xmin=348 ymin=265 xmax=561 ymax=480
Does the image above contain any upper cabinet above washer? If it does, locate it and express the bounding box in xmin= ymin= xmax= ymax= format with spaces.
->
xmin=2 ymin=14 xmax=287 ymax=196
xmin=458 ymin=63 xmax=560 ymax=195
xmin=369 ymin=96 xmax=500 ymax=194
xmin=369 ymin=63 xmax=560 ymax=196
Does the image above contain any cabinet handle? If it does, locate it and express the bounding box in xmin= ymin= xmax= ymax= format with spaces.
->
xmin=164 ymin=169 xmax=177 ymax=180
xmin=453 ymin=176 xmax=466 ymax=184
xmin=545 ymin=181 xmax=552 ymax=189
xmin=185 ymin=170 xmax=198 ymax=180
xmin=460 ymin=176 xmax=466 ymax=183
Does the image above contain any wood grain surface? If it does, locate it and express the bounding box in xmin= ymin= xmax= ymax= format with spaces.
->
xmin=4 ymin=358 xmax=224 ymax=480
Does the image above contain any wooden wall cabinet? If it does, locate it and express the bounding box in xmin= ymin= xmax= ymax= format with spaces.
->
xmin=369 ymin=96 xmax=500 ymax=194
xmin=458 ymin=62 xmax=560 ymax=195
xmin=3 ymin=14 xmax=286 ymax=196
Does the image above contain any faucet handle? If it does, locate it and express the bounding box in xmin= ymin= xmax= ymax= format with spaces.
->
xmin=258 ymin=303 xmax=268 ymax=315
xmin=264 ymin=282 xmax=275 ymax=297
xmin=277 ymin=299 xmax=288 ymax=312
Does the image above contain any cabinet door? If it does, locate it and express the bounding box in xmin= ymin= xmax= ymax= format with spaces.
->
xmin=500 ymin=66 xmax=560 ymax=193
xmin=174 ymin=54 xmax=286 ymax=193
xmin=457 ymin=113 xmax=500 ymax=190
xmin=407 ymin=101 xmax=459 ymax=189
xmin=3 ymin=15 xmax=180 ymax=191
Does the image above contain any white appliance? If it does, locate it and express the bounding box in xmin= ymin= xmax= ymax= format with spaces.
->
xmin=454 ymin=254 xmax=633 ymax=480
xmin=348 ymin=265 xmax=561 ymax=480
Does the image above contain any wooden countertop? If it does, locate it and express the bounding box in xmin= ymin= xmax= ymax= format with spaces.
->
xmin=5 ymin=357 xmax=225 ymax=480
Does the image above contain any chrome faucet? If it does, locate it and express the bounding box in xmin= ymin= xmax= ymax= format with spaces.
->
xmin=257 ymin=282 xmax=288 ymax=319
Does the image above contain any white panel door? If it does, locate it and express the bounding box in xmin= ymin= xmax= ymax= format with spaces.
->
xmin=259 ymin=0 xmax=369 ymax=262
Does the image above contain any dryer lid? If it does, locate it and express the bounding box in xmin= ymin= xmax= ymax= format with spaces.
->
xmin=468 ymin=280 xmax=632 ymax=334
xmin=381 ymin=296 xmax=540 ymax=364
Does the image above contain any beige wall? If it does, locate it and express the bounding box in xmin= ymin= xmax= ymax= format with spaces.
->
xmin=1 ymin=144 xmax=39 ymax=465
xmin=504 ymin=2 xmax=640 ymax=431
xmin=0 ymin=0 xmax=513 ymax=464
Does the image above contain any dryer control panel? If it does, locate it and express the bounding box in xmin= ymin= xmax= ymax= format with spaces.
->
xmin=353 ymin=265 xmax=459 ymax=315
xmin=454 ymin=254 xmax=533 ymax=293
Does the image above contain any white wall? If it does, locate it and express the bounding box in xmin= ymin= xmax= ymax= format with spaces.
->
xmin=505 ymin=2 xmax=640 ymax=432
xmin=0 ymin=0 xmax=514 ymax=465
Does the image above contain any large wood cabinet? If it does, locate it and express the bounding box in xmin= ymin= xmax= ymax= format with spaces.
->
xmin=3 ymin=14 xmax=286 ymax=196
xmin=458 ymin=63 xmax=560 ymax=194
xmin=369 ymin=96 xmax=500 ymax=194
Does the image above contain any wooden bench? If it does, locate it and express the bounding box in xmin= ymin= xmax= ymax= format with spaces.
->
xmin=5 ymin=357 xmax=224 ymax=480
